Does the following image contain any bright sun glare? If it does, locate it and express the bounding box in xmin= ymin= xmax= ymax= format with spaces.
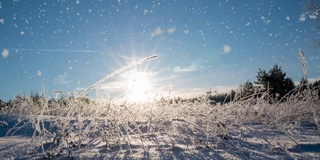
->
xmin=126 ymin=71 xmax=152 ymax=102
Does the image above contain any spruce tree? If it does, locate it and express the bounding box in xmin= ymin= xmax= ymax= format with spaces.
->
xmin=255 ymin=64 xmax=295 ymax=99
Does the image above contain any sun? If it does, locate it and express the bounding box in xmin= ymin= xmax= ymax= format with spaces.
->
xmin=125 ymin=71 xmax=153 ymax=102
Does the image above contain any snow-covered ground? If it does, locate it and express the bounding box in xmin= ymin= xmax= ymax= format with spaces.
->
xmin=0 ymin=115 xmax=319 ymax=159
xmin=0 ymin=96 xmax=320 ymax=159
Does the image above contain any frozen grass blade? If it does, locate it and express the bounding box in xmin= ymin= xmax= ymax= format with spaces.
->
xmin=77 ymin=54 xmax=158 ymax=98
xmin=298 ymin=49 xmax=308 ymax=82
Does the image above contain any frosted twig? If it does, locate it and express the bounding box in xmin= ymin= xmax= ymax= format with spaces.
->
xmin=298 ymin=49 xmax=308 ymax=82
xmin=77 ymin=54 xmax=158 ymax=98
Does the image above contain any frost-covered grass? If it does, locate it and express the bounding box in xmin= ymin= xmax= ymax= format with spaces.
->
xmin=0 ymin=85 xmax=319 ymax=159
xmin=0 ymin=54 xmax=319 ymax=159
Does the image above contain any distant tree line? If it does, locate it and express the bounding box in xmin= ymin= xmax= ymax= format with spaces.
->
xmin=207 ymin=64 xmax=320 ymax=104
xmin=0 ymin=92 xmax=93 ymax=114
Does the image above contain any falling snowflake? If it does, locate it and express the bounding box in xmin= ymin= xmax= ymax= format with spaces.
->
xmin=2 ymin=49 xmax=9 ymax=58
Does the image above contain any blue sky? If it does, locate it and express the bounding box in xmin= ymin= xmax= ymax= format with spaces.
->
xmin=0 ymin=0 xmax=320 ymax=101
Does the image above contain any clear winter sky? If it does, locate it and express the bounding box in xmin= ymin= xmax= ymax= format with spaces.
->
xmin=0 ymin=0 xmax=320 ymax=101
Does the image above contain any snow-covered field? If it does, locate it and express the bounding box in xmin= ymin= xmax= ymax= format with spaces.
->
xmin=0 ymin=91 xmax=320 ymax=159
xmin=1 ymin=116 xmax=319 ymax=160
